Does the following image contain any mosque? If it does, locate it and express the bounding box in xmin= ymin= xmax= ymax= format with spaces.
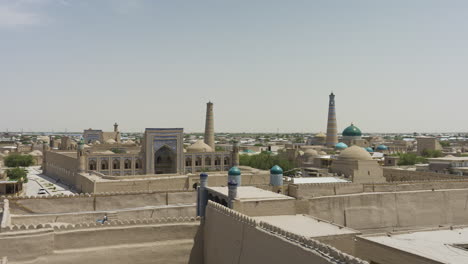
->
xmin=43 ymin=102 xmax=238 ymax=179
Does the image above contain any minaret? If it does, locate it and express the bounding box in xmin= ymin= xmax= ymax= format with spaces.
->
xmin=325 ymin=92 xmax=338 ymax=146
xmin=231 ymin=141 xmax=240 ymax=166
xmin=204 ymin=102 xmax=215 ymax=150
xmin=77 ymin=138 xmax=86 ymax=173
xmin=114 ymin=122 xmax=119 ymax=132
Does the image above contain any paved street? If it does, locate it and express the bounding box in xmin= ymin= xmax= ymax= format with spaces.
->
xmin=25 ymin=166 xmax=74 ymax=196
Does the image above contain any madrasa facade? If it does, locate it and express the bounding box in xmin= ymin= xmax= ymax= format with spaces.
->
xmin=44 ymin=102 xmax=239 ymax=177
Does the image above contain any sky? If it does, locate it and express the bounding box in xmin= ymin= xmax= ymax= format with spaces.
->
xmin=1 ymin=0 xmax=468 ymax=133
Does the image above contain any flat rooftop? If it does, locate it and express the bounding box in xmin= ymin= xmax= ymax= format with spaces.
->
xmin=361 ymin=227 xmax=468 ymax=264
xmin=253 ymin=214 xmax=358 ymax=237
xmin=206 ymin=186 xmax=293 ymax=201
xmin=292 ymin=177 xmax=349 ymax=184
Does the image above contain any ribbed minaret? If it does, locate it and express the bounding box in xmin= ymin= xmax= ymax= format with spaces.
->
xmin=325 ymin=92 xmax=338 ymax=146
xmin=204 ymin=102 xmax=215 ymax=150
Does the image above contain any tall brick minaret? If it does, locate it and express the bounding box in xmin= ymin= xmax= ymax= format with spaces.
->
xmin=204 ymin=102 xmax=215 ymax=150
xmin=326 ymin=92 xmax=338 ymax=146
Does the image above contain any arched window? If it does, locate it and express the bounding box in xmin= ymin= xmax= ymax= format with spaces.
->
xmin=205 ymin=156 xmax=211 ymax=166
xmin=135 ymin=159 xmax=141 ymax=169
xmin=185 ymin=157 xmax=192 ymax=167
xmin=113 ymin=159 xmax=120 ymax=170
xmin=224 ymin=157 xmax=230 ymax=165
xmin=89 ymin=160 xmax=96 ymax=170
xmin=124 ymin=159 xmax=131 ymax=169
xmin=101 ymin=160 xmax=109 ymax=170
xmin=215 ymin=157 xmax=221 ymax=166
xmin=195 ymin=157 xmax=202 ymax=166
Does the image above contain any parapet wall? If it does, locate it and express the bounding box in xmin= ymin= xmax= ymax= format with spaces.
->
xmin=6 ymin=190 xmax=196 ymax=214
xmin=383 ymin=168 xmax=465 ymax=181
xmin=0 ymin=216 xmax=200 ymax=263
xmin=290 ymin=179 xmax=468 ymax=199
xmin=204 ymin=201 xmax=368 ymax=264
xmin=308 ymin=188 xmax=468 ymax=231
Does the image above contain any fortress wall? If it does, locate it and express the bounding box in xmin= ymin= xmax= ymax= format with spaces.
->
xmin=291 ymin=180 xmax=468 ymax=199
xmin=0 ymin=230 xmax=54 ymax=262
xmin=44 ymin=151 xmax=77 ymax=187
xmin=234 ymin=199 xmax=297 ymax=216
xmin=289 ymin=183 xmax=364 ymax=199
xmin=11 ymin=205 xmax=196 ymax=225
xmin=383 ymin=168 xmax=465 ymax=181
xmin=7 ymin=191 xmax=196 ymax=214
xmin=203 ymin=201 xmax=368 ymax=264
xmin=53 ymin=223 xmax=199 ymax=250
xmin=1 ymin=200 xmax=11 ymax=229
xmin=308 ymin=188 xmax=468 ymax=231
xmin=0 ymin=217 xmax=200 ymax=264
xmin=94 ymin=177 xmax=189 ymax=193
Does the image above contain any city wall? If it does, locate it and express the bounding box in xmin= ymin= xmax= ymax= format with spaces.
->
xmin=6 ymin=191 xmax=196 ymax=214
xmin=308 ymin=188 xmax=468 ymax=231
xmin=10 ymin=205 xmax=195 ymax=226
xmin=289 ymin=179 xmax=468 ymax=199
xmin=383 ymin=168 xmax=465 ymax=181
xmin=203 ymin=201 xmax=368 ymax=264
xmin=0 ymin=217 xmax=200 ymax=264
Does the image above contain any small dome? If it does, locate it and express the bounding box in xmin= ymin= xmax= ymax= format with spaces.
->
xmin=270 ymin=165 xmax=283 ymax=175
xmin=298 ymin=150 xmax=304 ymax=156
xmin=94 ymin=140 xmax=101 ymax=145
xmin=365 ymin=147 xmax=374 ymax=152
xmin=318 ymin=151 xmax=327 ymax=155
xmin=376 ymin=144 xmax=388 ymax=151
xmin=228 ymin=166 xmax=241 ymax=176
xmin=304 ymin=149 xmax=319 ymax=157
xmin=315 ymin=132 xmax=326 ymax=138
xmin=335 ymin=142 xmax=348 ymax=149
xmin=338 ymin=145 xmax=372 ymax=160
xmin=105 ymin=139 xmax=116 ymax=144
xmin=3 ymin=150 xmax=9 ymax=154
xmin=342 ymin=123 xmax=362 ymax=137
xmin=187 ymin=140 xmax=213 ymax=153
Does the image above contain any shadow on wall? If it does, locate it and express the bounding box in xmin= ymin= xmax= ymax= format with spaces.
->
xmin=188 ymin=222 xmax=204 ymax=264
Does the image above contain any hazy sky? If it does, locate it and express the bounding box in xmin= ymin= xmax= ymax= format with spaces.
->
xmin=2 ymin=0 xmax=468 ymax=133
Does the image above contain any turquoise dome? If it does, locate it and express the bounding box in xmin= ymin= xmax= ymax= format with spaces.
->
xmin=342 ymin=123 xmax=362 ymax=137
xmin=365 ymin=147 xmax=374 ymax=152
xmin=270 ymin=165 xmax=283 ymax=175
xmin=228 ymin=166 xmax=241 ymax=176
xmin=377 ymin=144 xmax=388 ymax=151
xmin=335 ymin=142 xmax=348 ymax=149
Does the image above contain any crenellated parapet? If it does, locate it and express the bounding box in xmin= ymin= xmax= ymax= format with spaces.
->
xmin=206 ymin=201 xmax=368 ymax=264
xmin=1 ymin=216 xmax=200 ymax=233
xmin=1 ymin=189 xmax=196 ymax=201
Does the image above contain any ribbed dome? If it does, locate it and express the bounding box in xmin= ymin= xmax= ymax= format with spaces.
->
xmin=270 ymin=165 xmax=283 ymax=175
xmin=187 ymin=140 xmax=213 ymax=153
xmin=338 ymin=145 xmax=372 ymax=160
xmin=335 ymin=142 xmax=348 ymax=149
xmin=342 ymin=123 xmax=362 ymax=137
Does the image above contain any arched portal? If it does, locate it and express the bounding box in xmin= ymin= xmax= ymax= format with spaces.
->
xmin=154 ymin=145 xmax=176 ymax=174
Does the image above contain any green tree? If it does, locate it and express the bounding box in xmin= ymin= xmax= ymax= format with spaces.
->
xmin=239 ymin=152 xmax=297 ymax=175
xmin=6 ymin=167 xmax=28 ymax=182
xmin=421 ymin=149 xmax=443 ymax=158
xmin=4 ymin=154 xmax=34 ymax=167
xmin=439 ymin=141 xmax=450 ymax=147
xmin=397 ymin=153 xmax=427 ymax=165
